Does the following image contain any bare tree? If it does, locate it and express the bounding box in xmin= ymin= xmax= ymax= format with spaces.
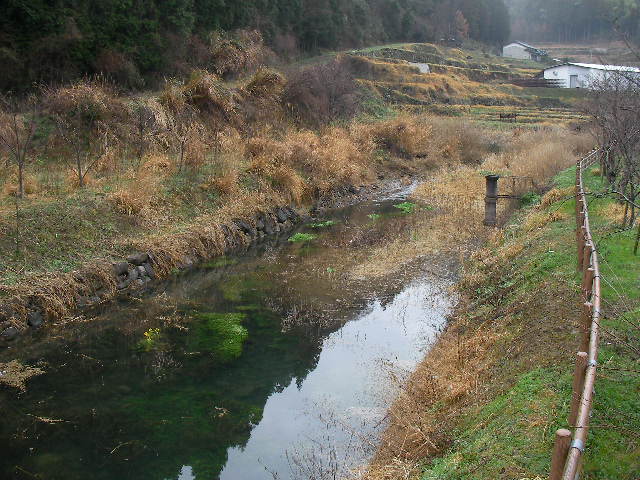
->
xmin=0 ymin=94 xmax=39 ymax=197
xmin=44 ymin=80 xmax=124 ymax=187
xmin=283 ymin=58 xmax=360 ymax=127
xmin=129 ymin=100 xmax=159 ymax=169
xmin=583 ymin=71 xmax=640 ymax=226
xmin=159 ymin=80 xmax=202 ymax=172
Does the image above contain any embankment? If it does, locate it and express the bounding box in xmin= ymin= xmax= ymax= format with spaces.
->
xmin=363 ymin=165 xmax=640 ymax=479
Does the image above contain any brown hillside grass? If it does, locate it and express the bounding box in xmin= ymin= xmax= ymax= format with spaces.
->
xmin=350 ymin=128 xmax=589 ymax=281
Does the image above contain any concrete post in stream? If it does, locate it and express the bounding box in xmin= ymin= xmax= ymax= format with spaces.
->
xmin=484 ymin=175 xmax=499 ymax=226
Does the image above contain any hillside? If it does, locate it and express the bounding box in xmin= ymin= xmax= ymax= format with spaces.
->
xmin=345 ymin=42 xmax=587 ymax=127
xmin=0 ymin=0 xmax=510 ymax=92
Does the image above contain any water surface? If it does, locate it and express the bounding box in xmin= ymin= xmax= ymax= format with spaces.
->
xmin=0 ymin=187 xmax=456 ymax=480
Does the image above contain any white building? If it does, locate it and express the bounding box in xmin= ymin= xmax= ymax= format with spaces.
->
xmin=503 ymin=41 xmax=548 ymax=61
xmin=543 ymin=62 xmax=640 ymax=89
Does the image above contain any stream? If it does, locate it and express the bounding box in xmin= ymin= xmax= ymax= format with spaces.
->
xmin=0 ymin=186 xmax=457 ymax=480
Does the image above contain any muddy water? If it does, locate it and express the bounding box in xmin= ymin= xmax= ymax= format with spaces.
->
xmin=0 ymin=186 xmax=456 ymax=480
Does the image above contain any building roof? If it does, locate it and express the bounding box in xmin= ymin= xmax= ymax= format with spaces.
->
xmin=505 ymin=41 xmax=548 ymax=56
xmin=515 ymin=41 xmax=537 ymax=50
xmin=545 ymin=62 xmax=640 ymax=73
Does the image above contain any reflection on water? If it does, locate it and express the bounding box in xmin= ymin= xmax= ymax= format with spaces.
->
xmin=0 ymin=185 xmax=456 ymax=480
xmin=220 ymin=281 xmax=452 ymax=480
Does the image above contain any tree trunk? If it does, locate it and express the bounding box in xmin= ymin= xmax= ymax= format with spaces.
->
xmin=77 ymin=153 xmax=84 ymax=188
xmin=17 ymin=161 xmax=24 ymax=198
xmin=179 ymin=140 xmax=186 ymax=172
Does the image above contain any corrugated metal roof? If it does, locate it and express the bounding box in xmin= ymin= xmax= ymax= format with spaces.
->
xmin=516 ymin=41 xmax=537 ymax=49
xmin=546 ymin=62 xmax=640 ymax=73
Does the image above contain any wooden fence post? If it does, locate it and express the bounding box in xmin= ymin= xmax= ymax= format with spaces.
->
xmin=550 ymin=429 xmax=572 ymax=480
xmin=569 ymin=352 xmax=589 ymax=426
xmin=580 ymin=302 xmax=593 ymax=352
xmin=582 ymin=267 xmax=595 ymax=302
xmin=582 ymin=242 xmax=592 ymax=273
xmin=577 ymin=228 xmax=586 ymax=271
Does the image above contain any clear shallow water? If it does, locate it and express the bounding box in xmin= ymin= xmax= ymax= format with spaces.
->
xmin=220 ymin=281 xmax=451 ymax=480
xmin=0 ymin=187 xmax=455 ymax=480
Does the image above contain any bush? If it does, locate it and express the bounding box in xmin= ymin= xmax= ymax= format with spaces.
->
xmin=283 ymin=57 xmax=360 ymax=127
xmin=94 ymin=50 xmax=144 ymax=90
xmin=210 ymin=30 xmax=274 ymax=79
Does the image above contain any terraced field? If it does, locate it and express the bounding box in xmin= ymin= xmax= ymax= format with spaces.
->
xmin=348 ymin=42 xmax=588 ymax=127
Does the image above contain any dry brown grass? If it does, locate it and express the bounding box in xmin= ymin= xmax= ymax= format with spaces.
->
xmin=367 ymin=304 xmax=508 ymax=477
xmin=416 ymin=129 xmax=589 ymax=209
xmin=522 ymin=210 xmax=568 ymax=232
xmin=182 ymin=70 xmax=238 ymax=125
xmin=108 ymin=169 xmax=162 ymax=217
xmin=366 ymin=116 xmax=432 ymax=157
xmin=2 ymin=171 xmax=41 ymax=197
xmin=65 ymin=171 xmax=97 ymax=189
xmin=246 ymin=125 xmax=376 ymax=199
xmin=540 ymin=186 xmax=574 ymax=209
xmin=0 ymin=360 xmax=45 ymax=392
xmin=600 ymin=202 xmax=628 ymax=225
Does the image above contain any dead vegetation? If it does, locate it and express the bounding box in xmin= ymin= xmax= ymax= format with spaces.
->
xmin=350 ymin=128 xmax=590 ymax=281
xmin=0 ymin=360 xmax=44 ymax=391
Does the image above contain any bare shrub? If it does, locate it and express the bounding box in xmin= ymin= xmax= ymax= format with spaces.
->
xmin=159 ymin=79 xmax=206 ymax=172
xmin=0 ymin=94 xmax=39 ymax=197
xmin=108 ymin=168 xmax=161 ymax=216
xmin=365 ymin=116 xmax=432 ymax=158
xmin=209 ymin=29 xmax=274 ymax=79
xmin=284 ymin=57 xmax=360 ymax=127
xmin=94 ymin=49 xmax=144 ymax=89
xmin=127 ymin=99 xmax=162 ymax=169
xmin=583 ymin=72 xmax=640 ymax=226
xmin=44 ymin=79 xmax=127 ymax=187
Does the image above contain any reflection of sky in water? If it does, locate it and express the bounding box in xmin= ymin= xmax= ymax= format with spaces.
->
xmin=216 ymin=280 xmax=453 ymax=480
xmin=175 ymin=466 xmax=195 ymax=480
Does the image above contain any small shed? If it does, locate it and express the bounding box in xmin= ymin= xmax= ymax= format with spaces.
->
xmin=543 ymin=62 xmax=640 ymax=89
xmin=503 ymin=41 xmax=548 ymax=62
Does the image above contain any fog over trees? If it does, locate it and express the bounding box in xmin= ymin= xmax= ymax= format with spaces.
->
xmin=507 ymin=0 xmax=640 ymax=43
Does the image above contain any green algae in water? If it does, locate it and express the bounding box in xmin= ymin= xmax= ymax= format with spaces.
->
xmin=191 ymin=312 xmax=249 ymax=361
xmin=236 ymin=304 xmax=261 ymax=312
xmin=393 ymin=202 xmax=433 ymax=214
xmin=202 ymin=256 xmax=239 ymax=269
xmin=309 ymin=220 xmax=337 ymax=229
xmin=219 ymin=274 xmax=268 ymax=303
xmin=394 ymin=202 xmax=417 ymax=214
xmin=288 ymin=233 xmax=317 ymax=243
xmin=219 ymin=277 xmax=245 ymax=302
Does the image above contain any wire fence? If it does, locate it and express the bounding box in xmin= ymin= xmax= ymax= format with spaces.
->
xmin=549 ymin=148 xmax=603 ymax=480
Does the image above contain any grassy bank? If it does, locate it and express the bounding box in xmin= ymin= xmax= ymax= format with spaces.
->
xmin=365 ymin=165 xmax=640 ymax=479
